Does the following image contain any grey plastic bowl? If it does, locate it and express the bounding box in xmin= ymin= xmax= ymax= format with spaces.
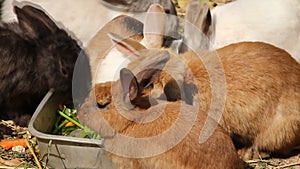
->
xmin=28 ymin=89 xmax=115 ymax=169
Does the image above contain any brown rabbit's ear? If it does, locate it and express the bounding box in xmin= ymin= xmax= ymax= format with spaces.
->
xmin=143 ymin=4 xmax=166 ymax=48
xmin=120 ymin=68 xmax=139 ymax=102
xmin=124 ymin=50 xmax=170 ymax=90
xmin=133 ymin=50 xmax=170 ymax=87
xmin=108 ymin=32 xmax=146 ymax=57
xmin=14 ymin=5 xmax=58 ymax=39
xmin=120 ymin=51 xmax=169 ymax=109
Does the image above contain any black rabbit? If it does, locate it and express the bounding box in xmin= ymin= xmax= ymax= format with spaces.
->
xmin=0 ymin=5 xmax=90 ymax=126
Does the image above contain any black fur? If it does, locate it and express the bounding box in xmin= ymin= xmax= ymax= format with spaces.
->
xmin=0 ymin=5 xmax=90 ymax=126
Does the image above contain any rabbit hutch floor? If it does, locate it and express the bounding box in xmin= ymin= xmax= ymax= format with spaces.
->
xmin=0 ymin=0 xmax=299 ymax=168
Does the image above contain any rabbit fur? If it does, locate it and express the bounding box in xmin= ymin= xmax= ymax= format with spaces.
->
xmin=85 ymin=15 xmax=144 ymax=85
xmin=210 ymin=0 xmax=300 ymax=62
xmin=111 ymin=36 xmax=300 ymax=159
xmin=0 ymin=5 xmax=87 ymax=126
xmin=77 ymin=82 xmax=244 ymax=169
xmin=1 ymin=0 xmax=178 ymax=47
xmin=87 ymin=4 xmax=175 ymax=85
xmin=96 ymin=3 xmax=300 ymax=159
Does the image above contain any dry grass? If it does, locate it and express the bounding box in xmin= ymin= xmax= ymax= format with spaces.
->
xmin=0 ymin=121 xmax=40 ymax=168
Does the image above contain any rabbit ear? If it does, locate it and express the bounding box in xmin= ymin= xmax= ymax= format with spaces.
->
xmin=194 ymin=2 xmax=212 ymax=39
xmin=133 ymin=50 xmax=170 ymax=87
xmin=185 ymin=1 xmax=211 ymax=33
xmin=120 ymin=51 xmax=169 ymax=108
xmin=180 ymin=1 xmax=213 ymax=53
xmin=120 ymin=68 xmax=139 ymax=102
xmin=108 ymin=32 xmax=146 ymax=57
xmin=14 ymin=5 xmax=58 ymax=39
xmin=143 ymin=4 xmax=166 ymax=48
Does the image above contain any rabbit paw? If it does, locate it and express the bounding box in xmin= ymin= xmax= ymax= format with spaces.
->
xmin=237 ymin=147 xmax=270 ymax=161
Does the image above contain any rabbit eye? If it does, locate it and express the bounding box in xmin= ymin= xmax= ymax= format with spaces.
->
xmin=60 ymin=67 xmax=68 ymax=77
xmin=58 ymin=60 xmax=69 ymax=77
xmin=164 ymin=9 xmax=170 ymax=14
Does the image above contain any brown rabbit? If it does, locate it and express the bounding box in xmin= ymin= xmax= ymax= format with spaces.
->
xmin=106 ymin=35 xmax=300 ymax=160
xmin=78 ymin=81 xmax=244 ymax=169
xmin=101 ymin=1 xmax=300 ymax=159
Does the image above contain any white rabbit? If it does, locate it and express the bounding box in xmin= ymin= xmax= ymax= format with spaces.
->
xmin=211 ymin=0 xmax=300 ymax=62
xmin=1 ymin=0 xmax=177 ymax=47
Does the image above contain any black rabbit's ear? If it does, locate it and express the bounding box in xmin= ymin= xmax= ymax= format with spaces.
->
xmin=14 ymin=5 xmax=58 ymax=39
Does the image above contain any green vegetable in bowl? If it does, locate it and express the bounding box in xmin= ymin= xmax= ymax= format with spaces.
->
xmin=52 ymin=104 xmax=101 ymax=140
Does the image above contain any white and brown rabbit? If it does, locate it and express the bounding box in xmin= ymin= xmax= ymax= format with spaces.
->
xmin=0 ymin=5 xmax=90 ymax=126
xmin=86 ymin=4 xmax=177 ymax=85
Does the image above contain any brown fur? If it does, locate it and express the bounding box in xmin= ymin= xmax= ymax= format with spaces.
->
xmin=218 ymin=42 xmax=300 ymax=157
xmin=133 ymin=42 xmax=300 ymax=159
xmin=78 ymin=83 xmax=244 ymax=169
xmin=98 ymin=40 xmax=300 ymax=159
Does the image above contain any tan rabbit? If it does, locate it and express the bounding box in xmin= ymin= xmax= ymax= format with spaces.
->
xmin=78 ymin=82 xmax=244 ymax=169
xmin=101 ymin=1 xmax=300 ymax=159
xmin=106 ymin=34 xmax=300 ymax=159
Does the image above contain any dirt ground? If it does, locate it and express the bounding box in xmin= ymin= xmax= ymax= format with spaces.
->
xmin=0 ymin=0 xmax=299 ymax=169
xmin=0 ymin=120 xmax=299 ymax=169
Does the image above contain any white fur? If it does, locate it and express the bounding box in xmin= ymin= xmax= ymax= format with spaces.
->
xmin=95 ymin=39 xmax=148 ymax=84
xmin=211 ymin=0 xmax=300 ymax=62
xmin=95 ymin=47 xmax=131 ymax=83
xmin=1 ymin=0 xmax=143 ymax=47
